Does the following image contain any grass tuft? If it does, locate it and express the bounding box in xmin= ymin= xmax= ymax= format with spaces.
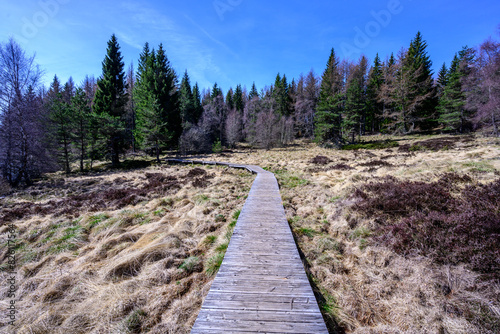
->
xmin=179 ymin=256 xmax=202 ymax=273
xmin=205 ymin=252 xmax=225 ymax=276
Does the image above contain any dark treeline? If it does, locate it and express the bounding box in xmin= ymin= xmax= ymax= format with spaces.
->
xmin=1 ymin=30 xmax=499 ymax=186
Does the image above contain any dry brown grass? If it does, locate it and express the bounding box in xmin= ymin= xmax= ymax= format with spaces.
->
xmin=185 ymin=134 xmax=500 ymax=333
xmin=0 ymin=163 xmax=254 ymax=333
xmin=1 ymin=135 xmax=499 ymax=333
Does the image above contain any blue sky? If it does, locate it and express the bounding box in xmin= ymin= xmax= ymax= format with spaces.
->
xmin=2 ymin=0 xmax=499 ymax=94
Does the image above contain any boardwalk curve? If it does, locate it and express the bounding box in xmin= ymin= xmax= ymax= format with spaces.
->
xmin=168 ymin=159 xmax=329 ymax=333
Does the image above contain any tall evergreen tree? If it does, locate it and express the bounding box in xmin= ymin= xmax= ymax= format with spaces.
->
xmin=234 ymin=84 xmax=244 ymax=112
xmin=62 ymin=77 xmax=75 ymax=103
xmin=248 ymin=82 xmax=259 ymax=100
xmin=179 ymin=70 xmax=196 ymax=128
xmin=72 ymin=88 xmax=91 ymax=172
xmin=153 ymin=44 xmax=180 ymax=146
xmin=273 ymin=74 xmax=291 ymax=116
xmin=378 ymin=54 xmax=399 ymax=132
xmin=125 ymin=62 xmax=136 ymax=152
xmin=211 ymin=82 xmax=223 ymax=100
xmin=314 ymin=48 xmax=343 ymax=145
xmin=225 ymin=88 xmax=234 ymax=110
xmin=46 ymin=76 xmax=73 ymax=173
xmin=437 ymin=63 xmax=449 ymax=95
xmin=404 ymin=32 xmax=436 ymax=129
xmin=343 ymin=56 xmax=368 ymax=142
xmin=438 ymin=47 xmax=475 ymax=133
xmin=366 ymin=54 xmax=384 ymax=132
xmin=93 ymin=34 xmax=128 ymax=167
xmin=192 ymin=83 xmax=203 ymax=122
xmin=134 ymin=43 xmax=180 ymax=162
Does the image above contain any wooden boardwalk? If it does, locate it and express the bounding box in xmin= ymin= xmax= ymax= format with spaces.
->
xmin=168 ymin=159 xmax=329 ymax=333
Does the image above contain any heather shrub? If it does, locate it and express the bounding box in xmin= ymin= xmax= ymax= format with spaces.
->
xmin=310 ymin=155 xmax=331 ymax=165
xmin=308 ymin=163 xmax=354 ymax=173
xmin=352 ymin=174 xmax=500 ymax=279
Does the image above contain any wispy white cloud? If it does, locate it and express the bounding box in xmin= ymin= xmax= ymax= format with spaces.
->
xmin=114 ymin=30 xmax=143 ymax=50
xmin=183 ymin=15 xmax=239 ymax=59
xmin=115 ymin=2 xmax=227 ymax=89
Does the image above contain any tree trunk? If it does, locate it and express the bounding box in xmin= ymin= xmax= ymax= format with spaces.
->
xmin=156 ymin=142 xmax=160 ymax=164
xmin=80 ymin=137 xmax=85 ymax=172
xmin=111 ymin=139 xmax=120 ymax=168
xmin=493 ymin=110 xmax=499 ymax=137
xmin=64 ymin=136 xmax=70 ymax=174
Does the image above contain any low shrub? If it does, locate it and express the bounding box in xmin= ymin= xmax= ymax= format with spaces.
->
xmin=342 ymin=140 xmax=399 ymax=150
xmin=351 ymin=173 xmax=500 ymax=279
xmin=310 ymin=155 xmax=332 ymax=165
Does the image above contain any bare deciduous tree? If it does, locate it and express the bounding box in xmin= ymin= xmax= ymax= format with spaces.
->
xmin=467 ymin=37 xmax=500 ymax=136
xmin=0 ymin=38 xmax=54 ymax=186
xmin=225 ymin=109 xmax=242 ymax=148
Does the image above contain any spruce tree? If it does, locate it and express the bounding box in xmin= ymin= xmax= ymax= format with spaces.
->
xmin=273 ymin=74 xmax=291 ymax=116
xmin=343 ymin=56 xmax=368 ymax=142
xmin=211 ymin=83 xmax=223 ymax=100
xmin=179 ymin=70 xmax=195 ymax=128
xmin=134 ymin=43 xmax=180 ymax=162
xmin=226 ymin=88 xmax=234 ymax=110
xmin=45 ymin=75 xmax=76 ymax=174
xmin=248 ymin=82 xmax=259 ymax=100
xmin=154 ymin=44 xmax=180 ymax=146
xmin=192 ymin=83 xmax=203 ymax=122
xmin=47 ymin=87 xmax=73 ymax=174
xmin=437 ymin=63 xmax=449 ymax=95
xmin=314 ymin=48 xmax=343 ymax=145
xmin=234 ymin=84 xmax=244 ymax=112
xmin=437 ymin=47 xmax=474 ymax=133
xmin=366 ymin=54 xmax=384 ymax=132
xmin=404 ymin=32 xmax=436 ymax=129
xmin=93 ymin=34 xmax=127 ymax=167
xmin=71 ymin=88 xmax=91 ymax=172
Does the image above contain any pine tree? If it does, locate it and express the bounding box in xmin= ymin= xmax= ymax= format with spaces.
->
xmin=404 ymin=32 xmax=436 ymax=129
xmin=179 ymin=70 xmax=196 ymax=128
xmin=314 ymin=48 xmax=343 ymax=145
xmin=437 ymin=63 xmax=449 ymax=96
xmin=134 ymin=43 xmax=180 ymax=162
xmin=344 ymin=56 xmax=368 ymax=142
xmin=125 ymin=62 xmax=136 ymax=151
xmin=437 ymin=47 xmax=474 ymax=133
xmin=211 ymin=83 xmax=223 ymax=100
xmin=248 ymin=82 xmax=259 ymax=100
xmin=378 ymin=54 xmax=399 ymax=132
xmin=387 ymin=33 xmax=435 ymax=134
xmin=225 ymin=88 xmax=234 ymax=110
xmin=62 ymin=77 xmax=75 ymax=103
xmin=93 ymin=34 xmax=128 ymax=167
xmin=388 ymin=53 xmax=396 ymax=67
xmin=234 ymin=84 xmax=244 ymax=112
xmin=154 ymin=44 xmax=180 ymax=146
xmin=46 ymin=76 xmax=73 ymax=173
xmin=366 ymin=54 xmax=384 ymax=132
xmin=192 ymin=83 xmax=203 ymax=122
xmin=273 ymin=74 xmax=291 ymax=116
xmin=71 ymin=88 xmax=91 ymax=172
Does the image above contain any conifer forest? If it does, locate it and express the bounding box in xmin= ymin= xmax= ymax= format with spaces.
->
xmin=0 ymin=30 xmax=499 ymax=185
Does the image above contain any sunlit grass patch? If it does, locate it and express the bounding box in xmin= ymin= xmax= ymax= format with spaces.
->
xmin=205 ymin=252 xmax=225 ymax=276
xmin=179 ymin=256 xmax=202 ymax=273
xmin=463 ymin=161 xmax=496 ymax=173
xmin=86 ymin=213 xmax=110 ymax=229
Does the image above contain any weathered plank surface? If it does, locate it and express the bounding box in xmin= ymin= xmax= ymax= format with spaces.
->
xmin=167 ymin=159 xmax=328 ymax=333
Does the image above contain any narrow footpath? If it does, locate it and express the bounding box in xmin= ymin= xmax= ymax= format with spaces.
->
xmin=169 ymin=159 xmax=329 ymax=333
